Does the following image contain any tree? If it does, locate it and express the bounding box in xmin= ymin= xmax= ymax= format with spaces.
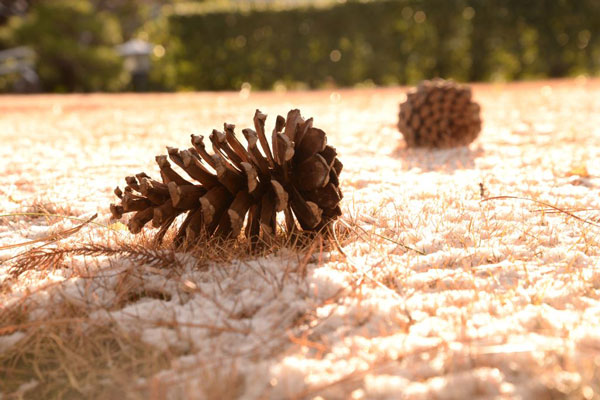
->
xmin=4 ymin=0 xmax=126 ymax=92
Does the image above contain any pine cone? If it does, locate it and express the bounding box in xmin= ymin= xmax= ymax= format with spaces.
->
xmin=398 ymin=79 xmax=481 ymax=148
xmin=110 ymin=109 xmax=343 ymax=246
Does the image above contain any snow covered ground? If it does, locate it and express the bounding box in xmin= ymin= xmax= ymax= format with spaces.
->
xmin=1 ymin=79 xmax=600 ymax=399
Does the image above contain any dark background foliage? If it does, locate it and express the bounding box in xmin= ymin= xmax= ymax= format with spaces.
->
xmin=1 ymin=0 xmax=599 ymax=92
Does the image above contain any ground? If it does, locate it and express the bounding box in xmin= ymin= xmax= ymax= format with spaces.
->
xmin=1 ymin=79 xmax=600 ymax=399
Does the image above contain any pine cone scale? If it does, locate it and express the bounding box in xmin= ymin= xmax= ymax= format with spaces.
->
xmin=303 ymin=183 xmax=342 ymax=210
xmin=252 ymin=110 xmax=275 ymax=167
xmin=168 ymin=183 xmax=205 ymax=210
xmin=179 ymin=149 xmax=220 ymax=188
xmin=211 ymin=129 xmax=245 ymax=169
xmin=259 ymin=194 xmax=276 ymax=236
xmin=289 ymin=186 xmax=322 ymax=229
xmin=273 ymin=132 xmax=295 ymax=165
xmin=224 ymin=124 xmax=252 ymax=164
xmin=139 ymin=178 xmax=169 ymax=204
xmin=294 ymin=154 xmax=330 ymax=191
xmin=121 ymin=192 xmax=152 ymax=212
xmin=241 ymin=128 xmax=271 ymax=176
xmin=128 ymin=207 xmax=154 ymax=234
xmin=294 ymin=127 xmax=327 ymax=163
xmin=152 ymin=201 xmax=176 ymax=227
xmin=125 ymin=176 xmax=140 ymax=191
xmin=213 ymin=155 xmax=244 ymax=194
xmin=198 ymin=186 xmax=228 ymax=226
xmin=180 ymin=208 xmax=203 ymax=242
xmin=156 ymin=156 xmax=192 ymax=186
xmin=270 ymin=180 xmax=288 ymax=212
xmin=283 ymin=109 xmax=303 ymax=141
xmin=110 ymin=203 xmax=124 ymax=219
xmin=228 ymin=191 xmax=254 ymax=236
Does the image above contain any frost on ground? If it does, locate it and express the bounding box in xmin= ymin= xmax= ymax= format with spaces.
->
xmin=1 ymin=80 xmax=600 ymax=399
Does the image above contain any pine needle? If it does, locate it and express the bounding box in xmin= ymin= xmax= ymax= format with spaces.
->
xmin=8 ymin=241 xmax=181 ymax=277
xmin=482 ymin=195 xmax=600 ymax=228
xmin=0 ymin=214 xmax=99 ymax=251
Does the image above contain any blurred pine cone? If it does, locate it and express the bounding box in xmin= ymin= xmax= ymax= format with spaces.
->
xmin=110 ymin=109 xmax=343 ymax=247
xmin=398 ymin=79 xmax=481 ymax=148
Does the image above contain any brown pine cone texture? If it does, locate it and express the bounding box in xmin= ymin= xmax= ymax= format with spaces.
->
xmin=110 ymin=109 xmax=343 ymax=246
xmin=398 ymin=79 xmax=481 ymax=148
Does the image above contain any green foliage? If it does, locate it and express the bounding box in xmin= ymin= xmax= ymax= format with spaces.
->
xmin=91 ymin=0 xmax=153 ymax=39
xmin=3 ymin=0 xmax=600 ymax=92
xmin=137 ymin=10 xmax=184 ymax=91
xmin=4 ymin=0 xmax=126 ymax=92
xmin=147 ymin=0 xmax=600 ymax=91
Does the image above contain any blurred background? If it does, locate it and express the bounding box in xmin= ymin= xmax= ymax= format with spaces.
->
xmin=0 ymin=0 xmax=599 ymax=93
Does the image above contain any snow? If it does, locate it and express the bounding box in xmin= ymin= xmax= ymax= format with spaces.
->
xmin=1 ymin=80 xmax=600 ymax=398
xmin=0 ymin=331 xmax=26 ymax=355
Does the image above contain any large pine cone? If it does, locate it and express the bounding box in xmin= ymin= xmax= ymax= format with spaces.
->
xmin=398 ymin=79 xmax=481 ymax=148
xmin=110 ymin=109 xmax=343 ymax=246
